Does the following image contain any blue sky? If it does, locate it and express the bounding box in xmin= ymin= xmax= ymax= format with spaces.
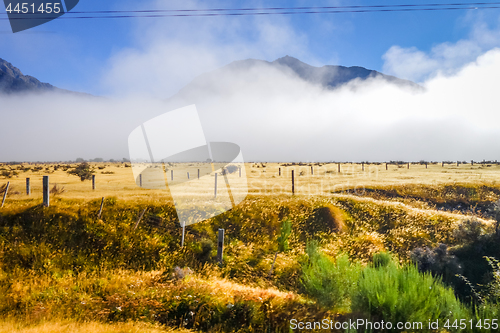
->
xmin=1 ymin=0 xmax=499 ymax=97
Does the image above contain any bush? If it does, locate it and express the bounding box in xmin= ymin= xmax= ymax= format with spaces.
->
xmin=223 ymin=165 xmax=239 ymax=174
xmin=277 ymin=219 xmax=292 ymax=252
xmin=1 ymin=170 xmax=17 ymax=178
xmin=454 ymin=218 xmax=484 ymax=244
xmin=301 ymin=240 xmax=361 ymax=310
xmin=352 ymin=255 xmax=468 ymax=328
xmin=67 ymin=162 xmax=94 ymax=181
xmin=372 ymin=251 xmax=392 ymax=268
xmin=411 ymin=243 xmax=463 ymax=284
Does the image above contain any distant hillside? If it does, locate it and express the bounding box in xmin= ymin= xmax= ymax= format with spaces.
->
xmin=168 ymin=55 xmax=421 ymax=103
xmin=267 ymin=55 xmax=419 ymax=89
xmin=0 ymin=58 xmax=90 ymax=96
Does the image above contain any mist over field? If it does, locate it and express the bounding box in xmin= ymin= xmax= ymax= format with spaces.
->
xmin=2 ymin=0 xmax=500 ymax=162
xmin=2 ymin=49 xmax=500 ymax=162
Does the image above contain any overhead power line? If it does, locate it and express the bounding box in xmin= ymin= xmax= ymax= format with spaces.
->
xmin=2 ymin=2 xmax=500 ymax=19
xmin=25 ymin=2 xmax=500 ymax=14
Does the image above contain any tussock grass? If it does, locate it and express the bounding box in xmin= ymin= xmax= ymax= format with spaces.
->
xmin=2 ymin=163 xmax=500 ymax=331
xmin=0 ymin=320 xmax=192 ymax=333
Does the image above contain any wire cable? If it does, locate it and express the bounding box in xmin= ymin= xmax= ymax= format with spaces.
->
xmin=2 ymin=2 xmax=500 ymax=19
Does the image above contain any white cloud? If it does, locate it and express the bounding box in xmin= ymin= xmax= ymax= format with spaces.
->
xmin=100 ymin=0 xmax=312 ymax=98
xmin=4 ymin=47 xmax=500 ymax=162
xmin=382 ymin=20 xmax=500 ymax=82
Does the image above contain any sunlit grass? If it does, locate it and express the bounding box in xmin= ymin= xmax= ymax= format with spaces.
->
xmin=2 ymin=162 xmax=500 ymax=331
xmin=0 ymin=320 xmax=193 ymax=333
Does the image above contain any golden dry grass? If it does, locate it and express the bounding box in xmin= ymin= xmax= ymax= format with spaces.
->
xmin=0 ymin=320 xmax=193 ymax=333
xmin=2 ymin=162 xmax=500 ymax=203
xmin=332 ymin=193 xmax=495 ymax=225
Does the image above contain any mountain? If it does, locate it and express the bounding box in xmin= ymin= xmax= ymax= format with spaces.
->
xmin=168 ymin=56 xmax=421 ymax=104
xmin=271 ymin=55 xmax=419 ymax=89
xmin=0 ymin=58 xmax=88 ymax=95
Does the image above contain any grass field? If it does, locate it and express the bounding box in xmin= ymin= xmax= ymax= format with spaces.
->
xmin=2 ymin=161 xmax=500 ymax=332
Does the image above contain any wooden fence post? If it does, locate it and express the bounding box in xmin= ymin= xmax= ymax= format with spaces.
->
xmin=134 ymin=208 xmax=147 ymax=230
xmin=239 ymin=167 xmax=241 ymax=177
xmin=311 ymin=166 xmax=313 ymax=175
xmin=26 ymin=178 xmax=30 ymax=195
xmin=338 ymin=163 xmax=341 ymax=173
xmin=139 ymin=174 xmax=142 ymax=187
xmin=92 ymin=175 xmax=96 ymax=190
xmin=279 ymin=167 xmax=281 ymax=176
xmin=217 ymin=228 xmax=224 ymax=265
xmin=187 ymin=172 xmax=190 ymax=180
xmin=214 ymin=173 xmax=218 ymax=198
xmin=471 ymin=160 xmax=474 ymax=166
xmin=171 ymin=170 xmax=173 ymax=181
xmin=362 ymin=162 xmax=364 ymax=172
xmin=407 ymin=163 xmax=410 ymax=169
xmin=457 ymin=161 xmax=459 ymax=167
xmin=198 ymin=169 xmax=200 ymax=179
xmin=98 ymin=197 xmax=105 ymax=218
xmin=1 ymin=182 xmax=9 ymax=208
xmin=292 ymin=170 xmax=295 ymax=195
xmin=43 ymin=176 xmax=49 ymax=207
xmin=269 ymin=251 xmax=278 ymax=277
xmin=386 ymin=163 xmax=388 ymax=170
xmin=425 ymin=163 xmax=428 ymax=169
xmin=442 ymin=162 xmax=444 ymax=167
xmin=181 ymin=221 xmax=186 ymax=247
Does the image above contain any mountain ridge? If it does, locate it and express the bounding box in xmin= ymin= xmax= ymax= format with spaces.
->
xmin=169 ymin=55 xmax=421 ymax=104
xmin=0 ymin=58 xmax=91 ymax=96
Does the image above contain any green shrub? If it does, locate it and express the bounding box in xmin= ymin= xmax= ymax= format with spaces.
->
xmin=277 ymin=219 xmax=292 ymax=252
xmin=352 ymin=255 xmax=469 ymax=330
xmin=301 ymin=240 xmax=361 ymax=310
xmin=372 ymin=251 xmax=391 ymax=268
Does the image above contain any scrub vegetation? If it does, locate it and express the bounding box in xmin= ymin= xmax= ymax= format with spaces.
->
xmin=2 ymin=162 xmax=500 ymax=332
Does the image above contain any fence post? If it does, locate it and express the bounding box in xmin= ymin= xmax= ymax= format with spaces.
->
xmin=139 ymin=174 xmax=142 ymax=187
xmin=134 ymin=208 xmax=147 ymax=230
xmin=214 ymin=173 xmax=218 ymax=198
xmin=292 ymin=170 xmax=295 ymax=195
xmin=92 ymin=175 xmax=96 ymax=190
xmin=1 ymin=182 xmax=9 ymax=208
xmin=269 ymin=251 xmax=278 ymax=277
xmin=239 ymin=167 xmax=241 ymax=177
xmin=442 ymin=162 xmax=444 ymax=167
xmin=407 ymin=163 xmax=410 ymax=169
xmin=362 ymin=162 xmax=364 ymax=172
xmin=181 ymin=221 xmax=186 ymax=247
xmin=471 ymin=160 xmax=474 ymax=166
xmin=43 ymin=176 xmax=49 ymax=207
xmin=217 ymin=228 xmax=224 ymax=265
xmin=311 ymin=166 xmax=313 ymax=175
xmin=457 ymin=161 xmax=459 ymax=167
xmin=198 ymin=169 xmax=200 ymax=179
xmin=386 ymin=163 xmax=388 ymax=170
xmin=171 ymin=170 xmax=173 ymax=181
xmin=279 ymin=167 xmax=281 ymax=176
xmin=338 ymin=163 xmax=341 ymax=173
xmin=187 ymin=172 xmax=190 ymax=180
xmin=26 ymin=178 xmax=30 ymax=195
xmin=425 ymin=163 xmax=428 ymax=169
xmin=97 ymin=197 xmax=105 ymax=219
